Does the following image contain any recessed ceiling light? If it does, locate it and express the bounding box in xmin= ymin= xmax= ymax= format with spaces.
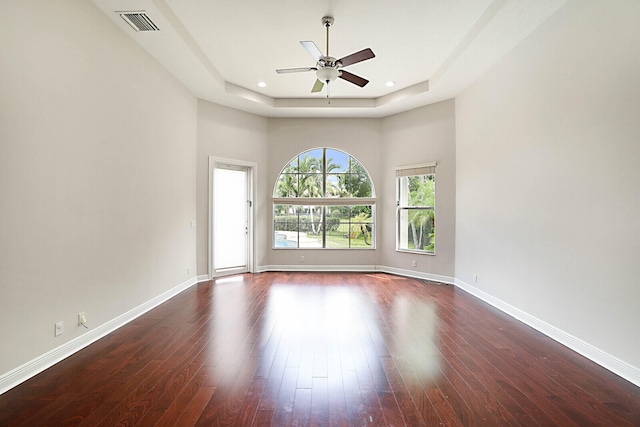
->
xmin=385 ymin=81 xmax=396 ymax=87
xmin=258 ymin=81 xmax=267 ymax=88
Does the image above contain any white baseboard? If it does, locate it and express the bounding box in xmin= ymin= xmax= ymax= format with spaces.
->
xmin=375 ymin=265 xmax=455 ymax=285
xmin=454 ymin=278 xmax=640 ymax=388
xmin=262 ymin=264 xmax=377 ymax=272
xmin=3 ymin=270 xmax=638 ymax=395
xmin=0 ymin=276 xmax=199 ymax=396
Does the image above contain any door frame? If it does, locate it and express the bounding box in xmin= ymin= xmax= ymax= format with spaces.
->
xmin=208 ymin=156 xmax=256 ymax=279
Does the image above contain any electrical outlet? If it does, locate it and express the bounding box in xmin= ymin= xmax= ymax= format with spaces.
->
xmin=187 ymin=267 xmax=191 ymax=275
xmin=300 ymin=255 xmax=305 ymax=262
xmin=78 ymin=312 xmax=87 ymax=327
xmin=55 ymin=321 xmax=64 ymax=337
xmin=474 ymin=274 xmax=478 ymax=283
xmin=411 ymin=260 xmax=417 ymax=268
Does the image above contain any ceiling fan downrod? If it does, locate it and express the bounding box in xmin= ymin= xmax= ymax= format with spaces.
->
xmin=322 ymin=16 xmax=334 ymax=56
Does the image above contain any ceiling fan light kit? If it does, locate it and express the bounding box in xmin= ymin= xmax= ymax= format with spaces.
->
xmin=276 ymin=16 xmax=375 ymax=97
xmin=316 ymin=66 xmax=338 ymax=83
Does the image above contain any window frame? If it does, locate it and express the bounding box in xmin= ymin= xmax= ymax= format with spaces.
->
xmin=272 ymin=148 xmax=376 ymax=250
xmin=396 ymin=162 xmax=436 ymax=255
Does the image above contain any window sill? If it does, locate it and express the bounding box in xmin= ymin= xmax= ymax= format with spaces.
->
xmin=396 ymin=248 xmax=435 ymax=256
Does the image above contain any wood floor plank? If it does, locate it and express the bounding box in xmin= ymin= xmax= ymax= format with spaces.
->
xmin=194 ymin=355 xmax=258 ymax=426
xmin=291 ymin=388 xmax=312 ymax=426
xmin=175 ymin=386 xmax=216 ymax=427
xmin=234 ymin=377 xmax=266 ymax=426
xmin=296 ymin=336 xmax=314 ymax=389
xmin=379 ymin=356 xmax=426 ymax=426
xmin=309 ymin=377 xmax=329 ymax=427
xmin=342 ymin=369 xmax=367 ymax=426
xmin=377 ymin=390 xmax=407 ymax=427
xmin=271 ymin=366 xmax=299 ymax=426
xmin=399 ymin=369 xmax=442 ymax=427
xmin=135 ymin=343 xmax=210 ymax=426
xmin=327 ymin=362 xmax=349 ymax=427
xmin=0 ymin=272 xmax=638 ymax=427
xmin=252 ymin=409 xmax=274 ymax=426
xmin=153 ymin=368 xmax=209 ymax=427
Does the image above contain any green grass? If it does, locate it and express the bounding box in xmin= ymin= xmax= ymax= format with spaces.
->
xmin=305 ymin=230 xmax=372 ymax=248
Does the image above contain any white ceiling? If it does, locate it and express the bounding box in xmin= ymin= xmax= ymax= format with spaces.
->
xmin=93 ymin=0 xmax=568 ymax=118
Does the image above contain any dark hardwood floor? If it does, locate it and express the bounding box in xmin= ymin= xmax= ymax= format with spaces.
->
xmin=1 ymin=272 xmax=639 ymax=426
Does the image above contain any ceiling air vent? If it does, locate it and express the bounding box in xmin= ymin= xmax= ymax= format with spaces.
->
xmin=119 ymin=12 xmax=159 ymax=32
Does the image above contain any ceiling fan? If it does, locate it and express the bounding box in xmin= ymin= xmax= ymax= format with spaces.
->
xmin=276 ymin=16 xmax=375 ymax=96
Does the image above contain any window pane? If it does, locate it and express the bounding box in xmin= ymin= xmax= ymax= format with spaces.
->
xmin=275 ymin=173 xmax=298 ymax=197
xmin=346 ymin=159 xmax=372 ymax=197
xmin=349 ymin=206 xmax=373 ymax=248
xmin=274 ymin=204 xmax=299 ymax=248
xmin=299 ymin=206 xmax=322 ymax=248
xmin=298 ymin=174 xmax=323 ymax=197
xmin=407 ymin=175 xmax=435 ymax=207
xmin=298 ymin=150 xmax=323 ymax=173
xmin=398 ymin=207 xmax=435 ymax=252
xmin=325 ymin=206 xmax=350 ymax=248
xmin=344 ymin=169 xmax=372 ymax=197
xmin=326 ymin=174 xmax=343 ymax=197
xmin=350 ymin=157 xmax=362 ymax=173
xmin=326 ymin=149 xmax=349 ymax=172
xmin=397 ymin=172 xmax=435 ymax=253
xmin=284 ymin=158 xmax=298 ymax=173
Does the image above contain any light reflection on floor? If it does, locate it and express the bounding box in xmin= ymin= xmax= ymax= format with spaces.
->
xmin=206 ymin=274 xmax=442 ymax=392
xmin=209 ymin=275 xmax=250 ymax=385
xmin=391 ymin=294 xmax=442 ymax=382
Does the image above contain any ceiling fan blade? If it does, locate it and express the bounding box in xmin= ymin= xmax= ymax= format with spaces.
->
xmin=276 ymin=67 xmax=316 ymax=74
xmin=339 ymin=70 xmax=369 ymax=87
xmin=311 ymin=79 xmax=324 ymax=93
xmin=338 ymin=48 xmax=375 ymax=68
xmin=301 ymin=41 xmax=323 ymax=61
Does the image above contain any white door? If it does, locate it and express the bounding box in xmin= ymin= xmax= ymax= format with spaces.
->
xmin=213 ymin=164 xmax=251 ymax=276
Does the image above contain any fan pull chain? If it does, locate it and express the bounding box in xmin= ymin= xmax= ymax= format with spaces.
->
xmin=327 ymin=81 xmax=331 ymax=104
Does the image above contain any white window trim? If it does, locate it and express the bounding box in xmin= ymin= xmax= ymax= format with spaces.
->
xmin=273 ymin=197 xmax=377 ymax=206
xmin=395 ymin=162 xmax=436 ymax=177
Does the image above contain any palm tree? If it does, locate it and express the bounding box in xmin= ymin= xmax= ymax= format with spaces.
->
xmin=275 ymin=164 xmax=298 ymax=197
xmin=337 ymin=160 xmax=372 ymax=198
xmin=297 ymin=155 xmax=323 ymax=234
xmin=408 ymin=175 xmax=435 ymax=250
xmin=275 ymin=150 xmax=369 ymax=238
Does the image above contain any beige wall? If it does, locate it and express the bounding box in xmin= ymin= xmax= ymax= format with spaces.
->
xmin=196 ymin=109 xmax=456 ymax=275
xmin=0 ymin=1 xmax=197 ymax=375
xmin=381 ymin=100 xmax=457 ymax=278
xmin=266 ymin=118 xmax=382 ymax=268
xmin=455 ymin=0 xmax=640 ymax=369
xmin=196 ymin=100 xmax=269 ymax=275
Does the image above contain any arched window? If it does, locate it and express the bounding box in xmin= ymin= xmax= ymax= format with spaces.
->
xmin=273 ymin=148 xmax=376 ymax=249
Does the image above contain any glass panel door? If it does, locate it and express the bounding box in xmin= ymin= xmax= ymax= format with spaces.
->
xmin=214 ymin=166 xmax=249 ymax=274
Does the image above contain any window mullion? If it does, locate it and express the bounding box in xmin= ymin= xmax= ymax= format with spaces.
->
xmin=322 ymin=206 xmax=326 ymax=248
xmin=397 ymin=206 xmax=434 ymax=210
xmin=322 ymin=148 xmax=327 ymax=197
